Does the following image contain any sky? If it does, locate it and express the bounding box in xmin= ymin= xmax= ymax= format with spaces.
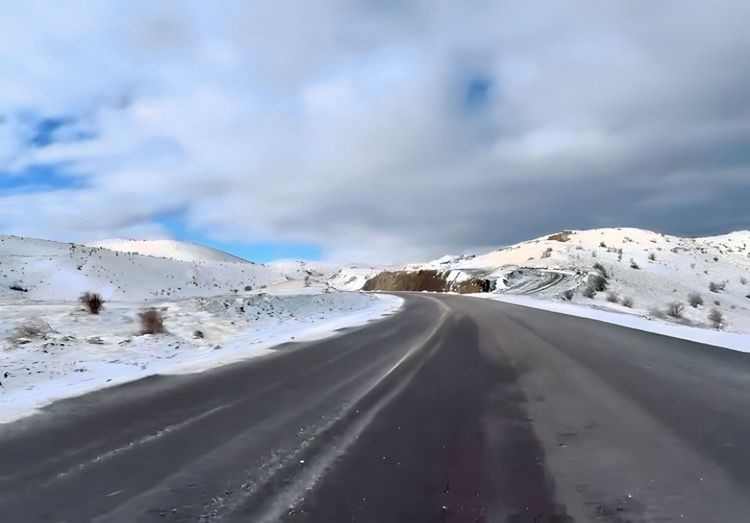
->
xmin=0 ymin=1 xmax=749 ymax=263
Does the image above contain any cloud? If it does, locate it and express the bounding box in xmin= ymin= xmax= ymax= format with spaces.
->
xmin=0 ymin=1 xmax=749 ymax=262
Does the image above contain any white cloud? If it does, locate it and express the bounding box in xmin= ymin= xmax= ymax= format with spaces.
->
xmin=0 ymin=1 xmax=749 ymax=262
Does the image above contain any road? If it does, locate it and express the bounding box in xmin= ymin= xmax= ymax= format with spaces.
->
xmin=0 ymin=293 xmax=749 ymax=522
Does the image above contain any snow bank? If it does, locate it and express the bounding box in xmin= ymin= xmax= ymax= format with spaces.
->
xmin=481 ymin=293 xmax=749 ymax=353
xmin=0 ymin=292 xmax=402 ymax=424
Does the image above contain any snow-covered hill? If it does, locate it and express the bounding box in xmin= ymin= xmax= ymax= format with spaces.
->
xmin=0 ymin=234 xmax=403 ymax=423
xmin=87 ymin=239 xmax=248 ymax=264
xmin=268 ymin=259 xmax=384 ymax=292
xmin=407 ymin=228 xmax=750 ymax=335
xmin=0 ymin=235 xmax=284 ymax=301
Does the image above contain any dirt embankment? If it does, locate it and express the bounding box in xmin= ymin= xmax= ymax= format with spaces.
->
xmin=362 ymin=270 xmax=494 ymax=294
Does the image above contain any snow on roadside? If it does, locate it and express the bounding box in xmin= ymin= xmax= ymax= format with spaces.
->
xmin=0 ymin=292 xmax=402 ymax=424
xmin=481 ymin=293 xmax=750 ymax=353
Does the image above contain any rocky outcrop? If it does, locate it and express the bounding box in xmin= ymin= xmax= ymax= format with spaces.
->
xmin=362 ymin=269 xmax=494 ymax=294
xmin=547 ymin=230 xmax=572 ymax=242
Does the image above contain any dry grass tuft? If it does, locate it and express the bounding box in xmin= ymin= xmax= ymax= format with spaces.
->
xmin=139 ymin=308 xmax=165 ymax=335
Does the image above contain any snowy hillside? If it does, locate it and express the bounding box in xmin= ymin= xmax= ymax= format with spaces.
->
xmin=87 ymin=238 xmax=248 ymax=264
xmin=0 ymin=235 xmax=403 ymax=422
xmin=410 ymin=228 xmax=750 ymax=335
xmin=0 ymin=235 xmax=283 ymax=301
xmin=268 ymin=259 xmax=384 ymax=291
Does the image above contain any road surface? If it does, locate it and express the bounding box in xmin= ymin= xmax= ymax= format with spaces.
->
xmin=0 ymin=293 xmax=748 ymax=522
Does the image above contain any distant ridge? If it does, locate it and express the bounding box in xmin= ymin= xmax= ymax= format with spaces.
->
xmin=87 ymin=239 xmax=249 ymax=264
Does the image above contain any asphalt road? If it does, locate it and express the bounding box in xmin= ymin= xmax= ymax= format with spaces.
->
xmin=1 ymin=293 xmax=749 ymax=522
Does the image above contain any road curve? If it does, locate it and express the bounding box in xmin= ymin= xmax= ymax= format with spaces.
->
xmin=0 ymin=293 xmax=749 ymax=522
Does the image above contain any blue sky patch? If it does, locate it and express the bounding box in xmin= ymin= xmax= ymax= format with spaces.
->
xmin=465 ymin=76 xmax=492 ymax=108
xmin=29 ymin=117 xmax=70 ymax=147
xmin=0 ymin=164 xmax=84 ymax=193
xmin=156 ymin=211 xmax=322 ymax=263
xmin=20 ymin=114 xmax=95 ymax=148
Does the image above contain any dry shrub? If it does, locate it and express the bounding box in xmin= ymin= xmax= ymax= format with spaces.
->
xmin=139 ymin=308 xmax=165 ymax=335
xmin=621 ymin=296 xmax=634 ymax=308
xmin=9 ymin=319 xmax=55 ymax=343
xmin=687 ymin=292 xmax=703 ymax=308
xmin=666 ymin=301 xmax=685 ymax=318
xmin=79 ymin=292 xmax=104 ymax=314
xmin=606 ymin=292 xmax=619 ymax=303
xmin=708 ymin=308 xmax=724 ymax=330
xmin=593 ymin=262 xmax=609 ymax=278
xmin=588 ymin=272 xmax=608 ymax=292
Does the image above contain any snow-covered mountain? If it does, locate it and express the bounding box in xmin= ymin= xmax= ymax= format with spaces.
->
xmin=402 ymin=228 xmax=750 ymax=334
xmin=87 ymin=239 xmax=248 ymax=264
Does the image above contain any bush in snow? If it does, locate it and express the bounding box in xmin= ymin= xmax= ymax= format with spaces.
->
xmin=666 ymin=301 xmax=685 ymax=318
xmin=139 ymin=309 xmax=165 ymax=335
xmin=708 ymin=308 xmax=724 ymax=330
xmin=592 ymin=262 xmax=608 ymax=278
xmin=560 ymin=289 xmax=574 ymax=301
xmin=629 ymin=259 xmax=640 ymax=269
xmin=9 ymin=319 xmax=55 ymax=343
xmin=648 ymin=252 xmax=657 ymax=261
xmin=79 ymin=292 xmax=104 ymax=314
xmin=606 ymin=291 xmax=619 ymax=303
xmin=687 ymin=292 xmax=704 ymax=308
xmin=582 ymin=285 xmax=597 ymax=299
xmin=621 ymin=296 xmax=634 ymax=308
xmin=541 ymin=247 xmax=552 ymax=259
xmin=741 ymin=277 xmax=748 ymax=285
xmin=588 ymin=272 xmax=608 ymax=292
xmin=709 ymin=281 xmax=725 ymax=293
